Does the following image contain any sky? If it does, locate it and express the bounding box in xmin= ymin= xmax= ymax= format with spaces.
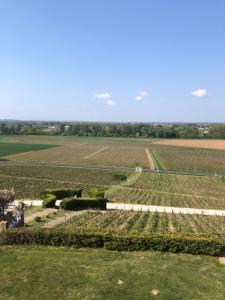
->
xmin=0 ymin=0 xmax=225 ymax=122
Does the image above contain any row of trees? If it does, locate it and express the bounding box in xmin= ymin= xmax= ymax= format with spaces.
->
xmin=0 ymin=121 xmax=225 ymax=139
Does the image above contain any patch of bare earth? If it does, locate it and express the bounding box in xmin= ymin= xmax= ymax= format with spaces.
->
xmin=219 ymin=256 xmax=225 ymax=265
xmin=153 ymin=139 xmax=225 ymax=150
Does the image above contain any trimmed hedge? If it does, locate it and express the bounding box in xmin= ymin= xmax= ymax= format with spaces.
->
xmin=61 ymin=198 xmax=107 ymax=210
xmin=0 ymin=228 xmax=223 ymax=256
xmin=88 ymin=188 xmax=105 ymax=198
xmin=40 ymin=189 xmax=82 ymax=208
xmin=42 ymin=194 xmax=57 ymax=208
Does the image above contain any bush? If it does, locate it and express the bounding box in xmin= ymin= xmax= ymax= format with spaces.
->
xmin=34 ymin=216 xmax=42 ymax=222
xmin=61 ymin=197 xmax=107 ymax=210
xmin=0 ymin=228 xmax=223 ymax=256
xmin=88 ymin=188 xmax=105 ymax=198
xmin=42 ymin=194 xmax=57 ymax=208
xmin=41 ymin=189 xmax=83 ymax=208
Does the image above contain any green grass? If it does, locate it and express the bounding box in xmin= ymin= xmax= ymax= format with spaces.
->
xmin=150 ymin=149 xmax=166 ymax=170
xmin=0 ymin=142 xmax=57 ymax=158
xmin=0 ymin=246 xmax=224 ymax=300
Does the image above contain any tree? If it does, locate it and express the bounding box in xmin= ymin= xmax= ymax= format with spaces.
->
xmin=0 ymin=188 xmax=15 ymax=220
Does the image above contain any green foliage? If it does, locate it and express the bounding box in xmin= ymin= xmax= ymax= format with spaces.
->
xmin=61 ymin=198 xmax=107 ymax=210
xmin=0 ymin=228 xmax=222 ymax=256
xmin=42 ymin=194 xmax=57 ymax=208
xmin=41 ymin=189 xmax=82 ymax=208
xmin=88 ymin=188 xmax=105 ymax=198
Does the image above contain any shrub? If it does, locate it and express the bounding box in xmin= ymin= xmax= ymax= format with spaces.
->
xmin=0 ymin=228 xmax=223 ymax=256
xmin=88 ymin=188 xmax=105 ymax=198
xmin=61 ymin=197 xmax=107 ymax=210
xmin=41 ymin=189 xmax=83 ymax=208
xmin=34 ymin=216 xmax=42 ymax=222
xmin=42 ymin=194 xmax=57 ymax=208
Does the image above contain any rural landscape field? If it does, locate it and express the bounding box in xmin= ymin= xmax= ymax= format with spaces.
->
xmin=1 ymin=0 xmax=225 ymax=299
xmin=1 ymin=135 xmax=225 ymax=298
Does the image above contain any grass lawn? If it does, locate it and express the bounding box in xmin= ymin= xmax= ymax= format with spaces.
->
xmin=0 ymin=246 xmax=224 ymax=300
xmin=0 ymin=142 xmax=57 ymax=158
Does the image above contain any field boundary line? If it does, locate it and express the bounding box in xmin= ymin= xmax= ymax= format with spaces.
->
xmin=84 ymin=147 xmax=108 ymax=159
xmin=145 ymin=149 xmax=155 ymax=170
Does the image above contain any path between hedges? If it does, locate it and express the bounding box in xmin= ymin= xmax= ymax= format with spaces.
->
xmin=25 ymin=208 xmax=58 ymax=223
xmin=43 ymin=211 xmax=85 ymax=228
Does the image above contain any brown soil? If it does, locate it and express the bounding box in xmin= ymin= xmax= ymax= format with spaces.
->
xmin=153 ymin=139 xmax=225 ymax=150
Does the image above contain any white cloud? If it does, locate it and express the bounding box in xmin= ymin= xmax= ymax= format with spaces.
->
xmin=94 ymin=92 xmax=111 ymax=99
xmin=140 ymin=91 xmax=148 ymax=97
xmin=94 ymin=91 xmax=115 ymax=106
xmin=106 ymin=100 xmax=115 ymax=106
xmin=135 ymin=96 xmax=143 ymax=101
xmin=191 ymin=89 xmax=208 ymax=97
xmin=135 ymin=91 xmax=149 ymax=102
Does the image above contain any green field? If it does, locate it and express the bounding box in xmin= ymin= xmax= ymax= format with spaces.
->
xmin=61 ymin=211 xmax=225 ymax=234
xmin=0 ymin=142 xmax=57 ymax=158
xmin=0 ymin=246 xmax=224 ymax=300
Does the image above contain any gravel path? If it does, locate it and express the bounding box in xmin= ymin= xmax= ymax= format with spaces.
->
xmin=25 ymin=208 xmax=58 ymax=223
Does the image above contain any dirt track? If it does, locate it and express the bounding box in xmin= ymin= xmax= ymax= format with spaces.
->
xmin=84 ymin=147 xmax=108 ymax=159
xmin=145 ymin=149 xmax=155 ymax=170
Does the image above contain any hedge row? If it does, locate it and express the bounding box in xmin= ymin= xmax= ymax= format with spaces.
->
xmin=40 ymin=189 xmax=83 ymax=208
xmin=61 ymin=198 xmax=107 ymax=210
xmin=0 ymin=228 xmax=223 ymax=256
xmin=42 ymin=194 xmax=57 ymax=208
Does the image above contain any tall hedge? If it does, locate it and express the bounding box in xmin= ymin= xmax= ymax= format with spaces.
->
xmin=0 ymin=228 xmax=223 ymax=256
xmin=42 ymin=194 xmax=57 ymax=208
xmin=40 ymin=188 xmax=83 ymax=208
xmin=61 ymin=198 xmax=107 ymax=210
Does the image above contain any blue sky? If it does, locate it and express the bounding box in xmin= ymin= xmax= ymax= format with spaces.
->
xmin=0 ymin=0 xmax=224 ymax=122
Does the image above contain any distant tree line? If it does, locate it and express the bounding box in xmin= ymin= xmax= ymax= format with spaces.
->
xmin=0 ymin=121 xmax=225 ymax=139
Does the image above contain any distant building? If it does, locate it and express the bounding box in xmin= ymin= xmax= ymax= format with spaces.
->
xmin=64 ymin=125 xmax=70 ymax=131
